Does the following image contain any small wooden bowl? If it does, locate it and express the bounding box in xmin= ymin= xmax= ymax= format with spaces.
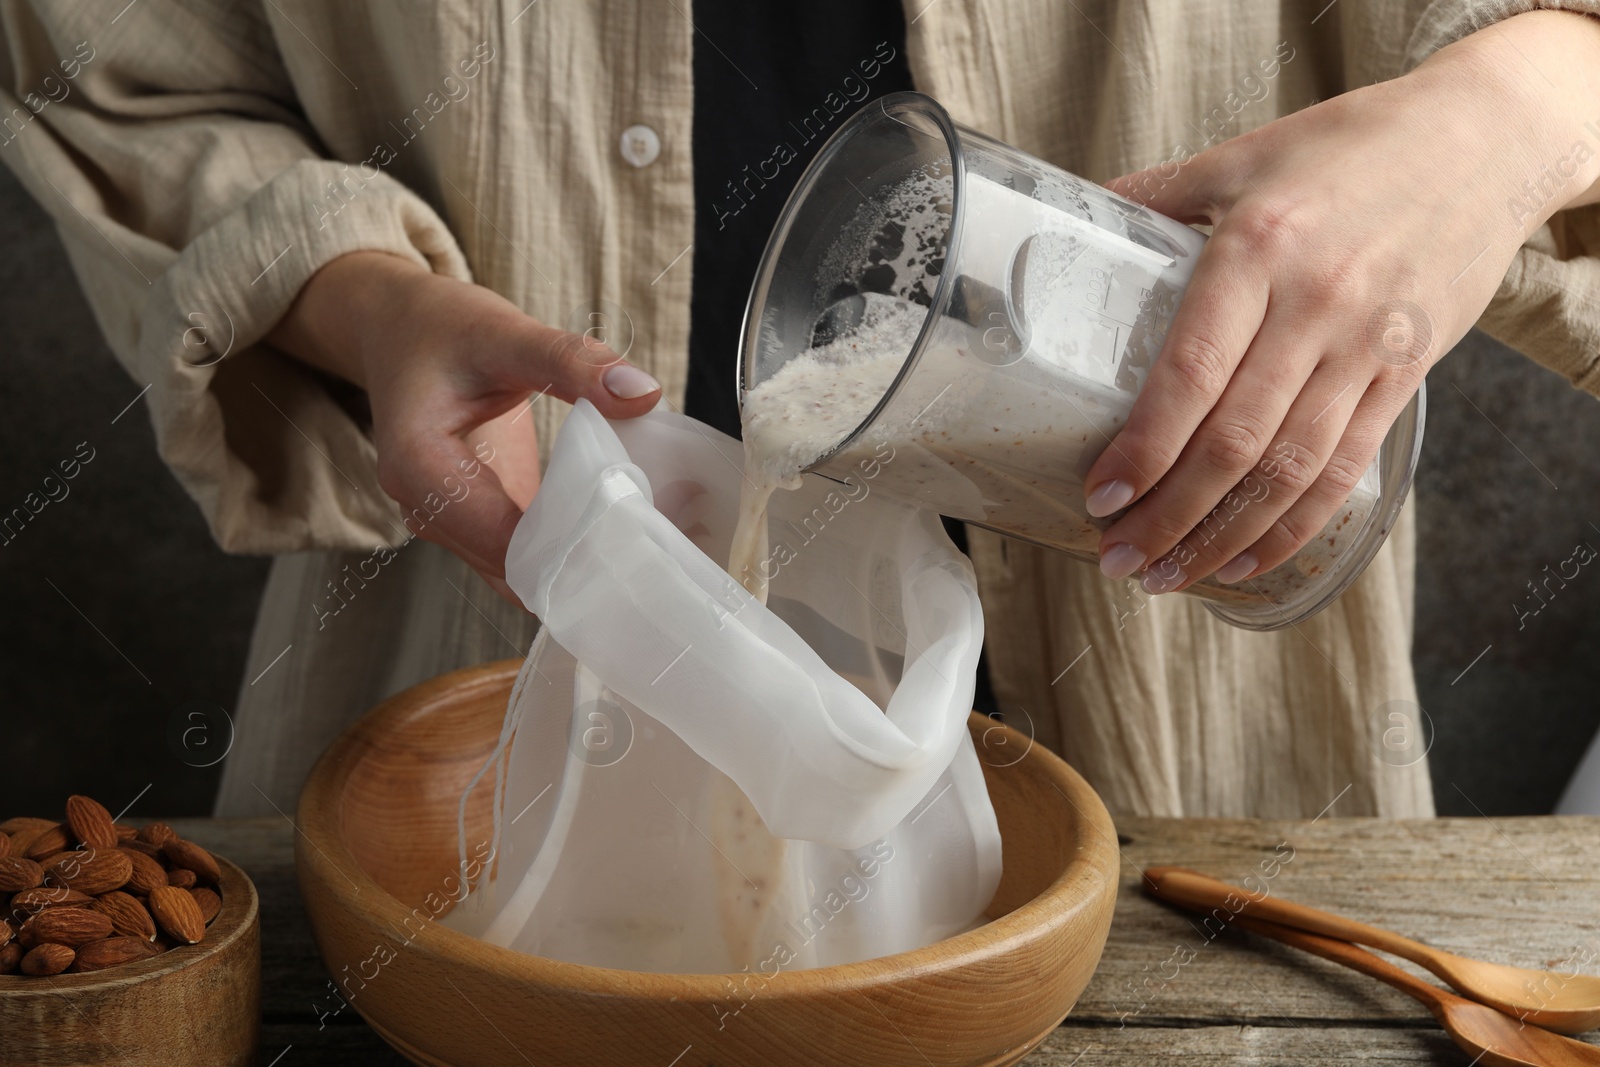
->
xmin=0 ymin=856 xmax=260 ymax=1066
xmin=297 ymin=661 xmax=1118 ymax=1067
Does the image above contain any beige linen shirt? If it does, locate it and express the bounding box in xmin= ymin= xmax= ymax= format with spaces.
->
xmin=5 ymin=0 xmax=1597 ymax=818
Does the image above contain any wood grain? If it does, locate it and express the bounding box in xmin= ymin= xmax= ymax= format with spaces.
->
xmin=1227 ymin=917 xmax=1600 ymax=1067
xmin=1143 ymin=864 xmax=1600 ymax=1034
xmin=292 ymin=659 xmax=1122 ymax=1067
xmin=168 ymin=808 xmax=1600 ymax=1064
xmin=1069 ymin=815 xmax=1600 ymax=1032
xmin=1032 ymin=1024 xmax=1467 ymax=1064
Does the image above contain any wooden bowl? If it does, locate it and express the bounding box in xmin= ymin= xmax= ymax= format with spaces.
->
xmin=0 ymin=857 xmax=260 ymax=1066
xmin=297 ymin=660 xmax=1118 ymax=1067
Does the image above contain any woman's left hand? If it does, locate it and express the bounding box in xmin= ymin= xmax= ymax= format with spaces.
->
xmin=1084 ymin=9 xmax=1600 ymax=594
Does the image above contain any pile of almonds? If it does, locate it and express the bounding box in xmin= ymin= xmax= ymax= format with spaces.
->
xmin=0 ymin=795 xmax=224 ymax=976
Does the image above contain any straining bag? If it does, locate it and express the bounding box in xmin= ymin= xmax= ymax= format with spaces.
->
xmin=447 ymin=401 xmax=1000 ymax=972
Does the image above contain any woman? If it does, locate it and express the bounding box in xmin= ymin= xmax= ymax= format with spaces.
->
xmin=3 ymin=1 xmax=1597 ymax=819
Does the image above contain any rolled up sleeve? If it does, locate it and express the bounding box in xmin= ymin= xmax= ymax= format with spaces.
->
xmin=1400 ymin=1 xmax=1600 ymax=396
xmin=1399 ymin=0 xmax=1600 ymax=63
xmin=0 ymin=0 xmax=469 ymax=553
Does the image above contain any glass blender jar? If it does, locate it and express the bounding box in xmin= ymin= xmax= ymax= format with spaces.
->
xmin=737 ymin=91 xmax=1424 ymax=631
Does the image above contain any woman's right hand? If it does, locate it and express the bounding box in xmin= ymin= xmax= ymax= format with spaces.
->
xmin=267 ymin=251 xmax=662 ymax=596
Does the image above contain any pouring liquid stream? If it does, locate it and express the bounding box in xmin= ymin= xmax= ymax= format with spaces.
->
xmin=713 ymin=302 xmax=927 ymax=969
xmin=729 ymin=296 xmax=923 ymax=603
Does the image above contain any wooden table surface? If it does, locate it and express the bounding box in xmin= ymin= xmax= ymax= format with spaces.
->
xmin=168 ymin=814 xmax=1600 ymax=1066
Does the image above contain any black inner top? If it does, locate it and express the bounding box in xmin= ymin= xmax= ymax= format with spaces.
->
xmin=685 ymin=2 xmax=914 ymax=437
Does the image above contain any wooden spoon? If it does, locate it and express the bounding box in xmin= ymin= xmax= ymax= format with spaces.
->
xmin=1144 ymin=865 xmax=1600 ymax=1034
xmin=1230 ymin=915 xmax=1600 ymax=1067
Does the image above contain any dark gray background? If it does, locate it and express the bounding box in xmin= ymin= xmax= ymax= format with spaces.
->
xmin=2 ymin=162 xmax=1596 ymax=818
xmin=1 ymin=163 xmax=269 ymax=820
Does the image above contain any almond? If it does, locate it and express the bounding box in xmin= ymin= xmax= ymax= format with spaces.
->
xmin=161 ymin=839 xmax=221 ymax=885
xmin=190 ymin=887 xmax=222 ymax=924
xmin=0 ymin=922 xmax=11 ymax=950
xmin=22 ymin=907 xmax=112 ymax=949
xmin=10 ymin=889 xmax=89 ymax=915
xmin=0 ymin=857 xmax=44 ymax=892
xmin=0 ymin=833 xmax=10 ymax=860
xmin=22 ymin=824 xmax=70 ymax=861
xmin=166 ymin=868 xmax=197 ymax=889
xmin=69 ymin=935 xmax=160 ymax=973
xmin=120 ymin=838 xmax=162 ymax=859
xmin=10 ymin=886 xmax=91 ymax=917
xmin=0 ymin=942 xmax=21 ymax=973
xmin=119 ymin=848 xmax=167 ymax=894
xmin=147 ymin=886 xmax=205 ymax=944
xmin=64 ymin=796 xmax=117 ymax=850
xmin=20 ymin=943 xmax=74 ymax=976
xmin=7 ymin=825 xmax=50 ymax=858
xmin=42 ymin=848 xmax=131 ymax=896
xmin=0 ymin=817 xmax=54 ymax=836
xmin=137 ymin=822 xmax=177 ymax=847
xmin=113 ymin=823 xmax=137 ymax=842
xmin=92 ymin=891 xmax=157 ymax=941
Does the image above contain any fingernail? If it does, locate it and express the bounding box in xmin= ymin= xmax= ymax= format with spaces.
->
xmin=1086 ymin=479 xmax=1135 ymax=518
xmin=602 ymin=364 xmax=661 ymax=399
xmin=1141 ymin=564 xmax=1187 ymax=595
xmin=1099 ymin=542 xmax=1146 ymax=580
xmin=1214 ymin=551 xmax=1257 ymax=585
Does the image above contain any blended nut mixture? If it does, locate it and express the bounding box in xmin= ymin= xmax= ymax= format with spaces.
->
xmin=728 ymin=295 xmax=926 ymax=603
xmin=731 ymin=287 xmax=1381 ymax=612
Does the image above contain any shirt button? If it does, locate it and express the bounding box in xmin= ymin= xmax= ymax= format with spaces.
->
xmin=620 ymin=124 xmax=661 ymax=168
